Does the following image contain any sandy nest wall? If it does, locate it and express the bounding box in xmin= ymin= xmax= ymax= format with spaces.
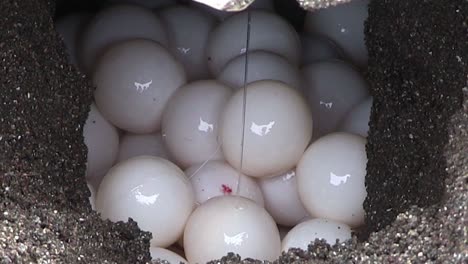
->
xmin=0 ymin=0 xmax=467 ymax=263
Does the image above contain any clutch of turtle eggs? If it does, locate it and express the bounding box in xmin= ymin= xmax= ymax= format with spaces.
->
xmin=54 ymin=0 xmax=370 ymax=263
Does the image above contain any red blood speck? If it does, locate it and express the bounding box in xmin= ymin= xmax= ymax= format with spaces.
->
xmin=221 ymin=184 xmax=232 ymax=195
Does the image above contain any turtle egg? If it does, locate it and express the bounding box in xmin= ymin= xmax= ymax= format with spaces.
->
xmin=83 ymin=103 xmax=119 ymax=191
xmin=93 ymin=39 xmax=186 ymax=134
xmin=78 ymin=4 xmax=168 ymax=74
xmin=302 ymin=60 xmax=369 ymax=140
xmin=338 ymin=96 xmax=373 ymax=137
xmin=185 ymin=160 xmax=265 ymax=207
xmin=300 ymin=34 xmax=343 ymax=65
xmin=304 ymin=0 xmax=369 ymax=67
xmin=95 ymin=156 xmax=195 ymax=247
xmin=184 ymin=196 xmax=281 ymax=264
xmin=161 ymin=80 xmax=231 ymax=168
xmin=158 ymin=5 xmax=216 ymax=80
xmin=258 ymin=169 xmax=308 ymax=226
xmin=207 ymin=10 xmax=301 ymax=75
xmin=117 ymin=132 xmax=170 ymax=162
xmin=220 ymin=80 xmax=312 ymax=178
xmin=217 ymin=50 xmax=303 ymax=91
xmin=282 ymin=218 xmax=352 ymax=251
xmin=296 ymin=132 xmax=367 ymax=227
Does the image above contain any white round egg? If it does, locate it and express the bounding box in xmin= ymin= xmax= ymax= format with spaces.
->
xmin=300 ymin=34 xmax=342 ymax=65
xmin=302 ymin=60 xmax=369 ymax=140
xmin=297 ymin=132 xmax=367 ymax=227
xmin=83 ymin=103 xmax=119 ymax=191
xmin=162 ymin=80 xmax=231 ymax=168
xmin=95 ymin=156 xmax=195 ymax=247
xmin=220 ymin=80 xmax=312 ymax=178
xmin=185 ymin=160 xmax=264 ymax=207
xmin=207 ymin=10 xmax=301 ymax=75
xmin=304 ymin=0 xmax=369 ymax=67
xmin=339 ymin=96 xmax=373 ymax=137
xmin=93 ymin=39 xmax=186 ymax=134
xmin=282 ymin=218 xmax=352 ymax=251
xmin=258 ymin=169 xmax=308 ymax=226
xmin=150 ymin=247 xmax=187 ymax=264
xmin=158 ymin=5 xmax=217 ymax=80
xmin=78 ymin=4 xmax=168 ymax=73
xmin=217 ymin=50 xmax=302 ymax=91
xmin=184 ymin=196 xmax=281 ymax=263
xmin=117 ymin=132 xmax=170 ymax=162
xmin=54 ymin=13 xmax=92 ymax=67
